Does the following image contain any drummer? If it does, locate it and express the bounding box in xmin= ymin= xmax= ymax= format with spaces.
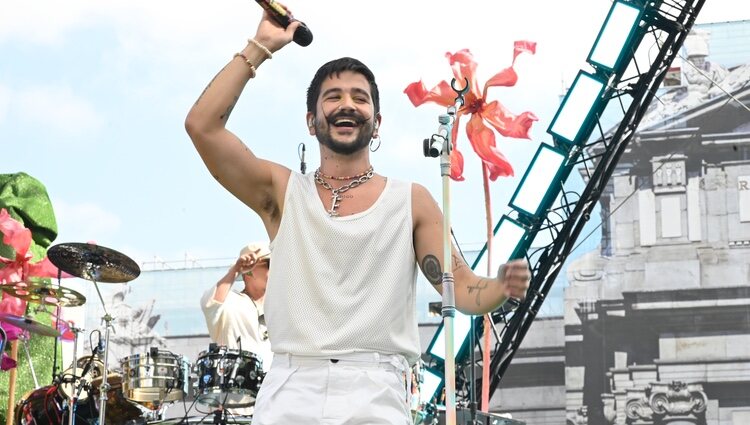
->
xmin=200 ymin=242 xmax=273 ymax=371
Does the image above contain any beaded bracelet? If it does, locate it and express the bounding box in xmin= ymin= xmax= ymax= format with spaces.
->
xmin=233 ymin=53 xmax=257 ymax=78
xmin=247 ymin=38 xmax=273 ymax=60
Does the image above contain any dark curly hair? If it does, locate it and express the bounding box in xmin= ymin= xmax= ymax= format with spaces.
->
xmin=306 ymin=57 xmax=380 ymax=116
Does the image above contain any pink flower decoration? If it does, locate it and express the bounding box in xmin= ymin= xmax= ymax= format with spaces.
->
xmin=0 ymin=208 xmax=72 ymax=338
xmin=1 ymin=352 xmax=17 ymax=371
xmin=0 ymin=209 xmax=62 ymax=284
xmin=404 ymin=42 xmax=538 ymax=181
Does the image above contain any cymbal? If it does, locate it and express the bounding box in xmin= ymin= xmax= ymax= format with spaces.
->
xmin=1 ymin=277 xmax=86 ymax=307
xmin=0 ymin=313 xmax=61 ymax=337
xmin=47 ymin=243 xmax=140 ymax=283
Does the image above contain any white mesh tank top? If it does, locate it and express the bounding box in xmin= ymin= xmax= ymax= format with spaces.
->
xmin=266 ymin=171 xmax=420 ymax=364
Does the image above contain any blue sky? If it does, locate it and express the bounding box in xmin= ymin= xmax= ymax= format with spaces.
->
xmin=3 ymin=0 xmax=748 ymax=267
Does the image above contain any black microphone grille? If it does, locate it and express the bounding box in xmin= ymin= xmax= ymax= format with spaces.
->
xmin=293 ymin=22 xmax=313 ymax=47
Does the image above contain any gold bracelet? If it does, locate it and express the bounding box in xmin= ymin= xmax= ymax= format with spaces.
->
xmin=247 ymin=38 xmax=273 ymax=60
xmin=233 ymin=53 xmax=257 ymax=78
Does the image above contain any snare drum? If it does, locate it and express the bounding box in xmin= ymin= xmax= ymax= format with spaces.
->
xmin=194 ymin=346 xmax=264 ymax=408
xmin=120 ymin=349 xmax=190 ymax=409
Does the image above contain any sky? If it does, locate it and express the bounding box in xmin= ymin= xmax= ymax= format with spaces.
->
xmin=3 ymin=0 xmax=749 ymax=269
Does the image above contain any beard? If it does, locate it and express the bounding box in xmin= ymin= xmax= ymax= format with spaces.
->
xmin=315 ymin=111 xmax=375 ymax=155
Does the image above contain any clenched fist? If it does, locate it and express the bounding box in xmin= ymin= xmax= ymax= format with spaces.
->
xmin=498 ymin=259 xmax=531 ymax=301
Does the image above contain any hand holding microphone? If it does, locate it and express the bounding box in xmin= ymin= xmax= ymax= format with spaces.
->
xmin=255 ymin=0 xmax=313 ymax=46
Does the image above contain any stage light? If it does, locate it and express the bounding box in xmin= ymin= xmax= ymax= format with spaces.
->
xmin=420 ymin=367 xmax=445 ymax=405
xmin=427 ymin=310 xmax=473 ymax=363
xmin=426 ymin=215 xmax=528 ymax=363
xmin=547 ymin=70 xmax=607 ymax=146
xmin=587 ymin=0 xmax=644 ymax=74
xmin=472 ymin=215 xmax=528 ymax=275
xmin=509 ymin=143 xmax=567 ymax=219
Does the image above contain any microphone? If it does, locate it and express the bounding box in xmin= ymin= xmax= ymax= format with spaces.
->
xmin=94 ymin=335 xmax=105 ymax=356
xmin=299 ymin=143 xmax=307 ymax=174
xmin=79 ymin=338 xmax=102 ymax=383
xmin=255 ymin=0 xmax=313 ymax=46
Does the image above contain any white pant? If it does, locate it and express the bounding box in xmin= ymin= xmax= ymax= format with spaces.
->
xmin=252 ymin=352 xmax=412 ymax=425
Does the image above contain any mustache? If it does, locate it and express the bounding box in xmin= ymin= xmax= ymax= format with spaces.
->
xmin=324 ymin=111 xmax=370 ymax=126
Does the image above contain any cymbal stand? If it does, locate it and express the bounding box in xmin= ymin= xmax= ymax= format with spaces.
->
xmin=67 ymin=325 xmax=82 ymax=425
xmin=421 ymin=77 xmax=469 ymax=425
xmin=89 ymin=269 xmax=114 ymax=425
xmin=18 ymin=332 xmax=40 ymax=388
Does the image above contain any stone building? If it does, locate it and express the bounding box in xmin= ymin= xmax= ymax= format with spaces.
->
xmin=489 ymin=23 xmax=750 ymax=425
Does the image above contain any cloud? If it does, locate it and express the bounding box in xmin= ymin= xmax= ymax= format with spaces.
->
xmin=0 ymin=1 xmax=93 ymax=45
xmin=0 ymin=0 xmax=251 ymax=51
xmin=15 ymin=85 xmax=102 ymax=139
xmin=52 ymin=199 xmax=122 ymax=245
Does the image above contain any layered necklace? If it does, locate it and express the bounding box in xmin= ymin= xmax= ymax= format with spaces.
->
xmin=314 ymin=166 xmax=375 ymax=217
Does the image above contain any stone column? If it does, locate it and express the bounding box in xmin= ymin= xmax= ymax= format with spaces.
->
xmin=624 ymin=381 xmax=708 ymax=425
xmin=648 ymin=381 xmax=707 ymax=425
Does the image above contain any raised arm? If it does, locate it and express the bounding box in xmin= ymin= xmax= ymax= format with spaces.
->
xmin=412 ymin=183 xmax=530 ymax=315
xmin=184 ymin=9 xmax=301 ymax=231
xmin=210 ymin=251 xmax=260 ymax=303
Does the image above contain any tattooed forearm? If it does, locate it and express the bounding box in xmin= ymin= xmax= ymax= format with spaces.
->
xmin=194 ymin=65 xmax=227 ymax=106
xmin=219 ymin=96 xmax=239 ymax=121
xmin=452 ymin=253 xmax=467 ymax=272
xmin=467 ymin=278 xmax=490 ymax=306
xmin=422 ymin=255 xmax=442 ymax=286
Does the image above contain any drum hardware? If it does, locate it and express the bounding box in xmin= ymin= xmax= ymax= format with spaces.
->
xmin=14 ymin=378 xmax=145 ymax=425
xmin=119 ymin=347 xmax=190 ymax=412
xmin=0 ymin=312 xmax=62 ymax=338
xmin=0 ymin=312 xmax=57 ymax=390
xmin=18 ymin=332 xmax=43 ymax=389
xmin=194 ymin=345 xmax=265 ymax=410
xmin=0 ymin=277 xmax=87 ymax=308
xmin=46 ymin=243 xmax=141 ymax=284
xmin=47 ymin=242 xmax=141 ymax=425
xmin=64 ymin=324 xmax=84 ymax=425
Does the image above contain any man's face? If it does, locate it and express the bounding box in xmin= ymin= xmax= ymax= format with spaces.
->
xmin=311 ymin=71 xmax=378 ymax=155
xmin=243 ymin=259 xmax=269 ymax=293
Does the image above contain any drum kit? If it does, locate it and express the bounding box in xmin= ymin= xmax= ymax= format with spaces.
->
xmin=1 ymin=243 xmax=267 ymax=425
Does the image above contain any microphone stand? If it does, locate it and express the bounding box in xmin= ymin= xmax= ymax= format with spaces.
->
xmin=87 ymin=264 xmax=114 ymax=425
xmin=423 ymin=78 xmax=468 ymax=425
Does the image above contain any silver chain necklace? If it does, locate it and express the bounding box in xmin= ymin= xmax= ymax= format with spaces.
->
xmin=314 ymin=168 xmax=375 ymax=217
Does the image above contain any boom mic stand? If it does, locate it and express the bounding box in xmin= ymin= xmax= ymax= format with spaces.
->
xmin=422 ymin=77 xmax=468 ymax=425
xmin=87 ymin=264 xmax=115 ymax=425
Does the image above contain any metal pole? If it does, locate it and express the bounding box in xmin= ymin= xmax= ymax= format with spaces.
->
xmin=68 ymin=325 xmax=81 ymax=425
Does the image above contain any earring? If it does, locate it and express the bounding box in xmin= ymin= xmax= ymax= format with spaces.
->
xmin=369 ymin=134 xmax=381 ymax=152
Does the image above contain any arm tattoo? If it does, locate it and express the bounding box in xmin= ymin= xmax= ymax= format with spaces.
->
xmin=467 ymin=278 xmax=489 ymax=307
xmin=219 ymin=95 xmax=239 ymax=121
xmin=422 ymin=255 xmax=442 ymax=286
xmin=452 ymin=253 xmax=467 ymax=272
xmin=194 ymin=65 xmax=227 ymax=106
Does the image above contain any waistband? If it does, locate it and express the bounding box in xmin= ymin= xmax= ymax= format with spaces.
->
xmin=274 ymin=352 xmax=409 ymax=373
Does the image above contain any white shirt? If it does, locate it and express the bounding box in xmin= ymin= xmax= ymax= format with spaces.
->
xmin=200 ymin=286 xmax=273 ymax=371
xmin=266 ymin=172 xmax=420 ymax=365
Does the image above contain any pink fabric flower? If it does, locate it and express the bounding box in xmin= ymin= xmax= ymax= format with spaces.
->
xmin=0 ymin=208 xmax=72 ymax=338
xmin=1 ymin=352 xmax=17 ymax=371
xmin=404 ymin=42 xmax=538 ymax=181
xmin=0 ymin=209 xmax=62 ymax=284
